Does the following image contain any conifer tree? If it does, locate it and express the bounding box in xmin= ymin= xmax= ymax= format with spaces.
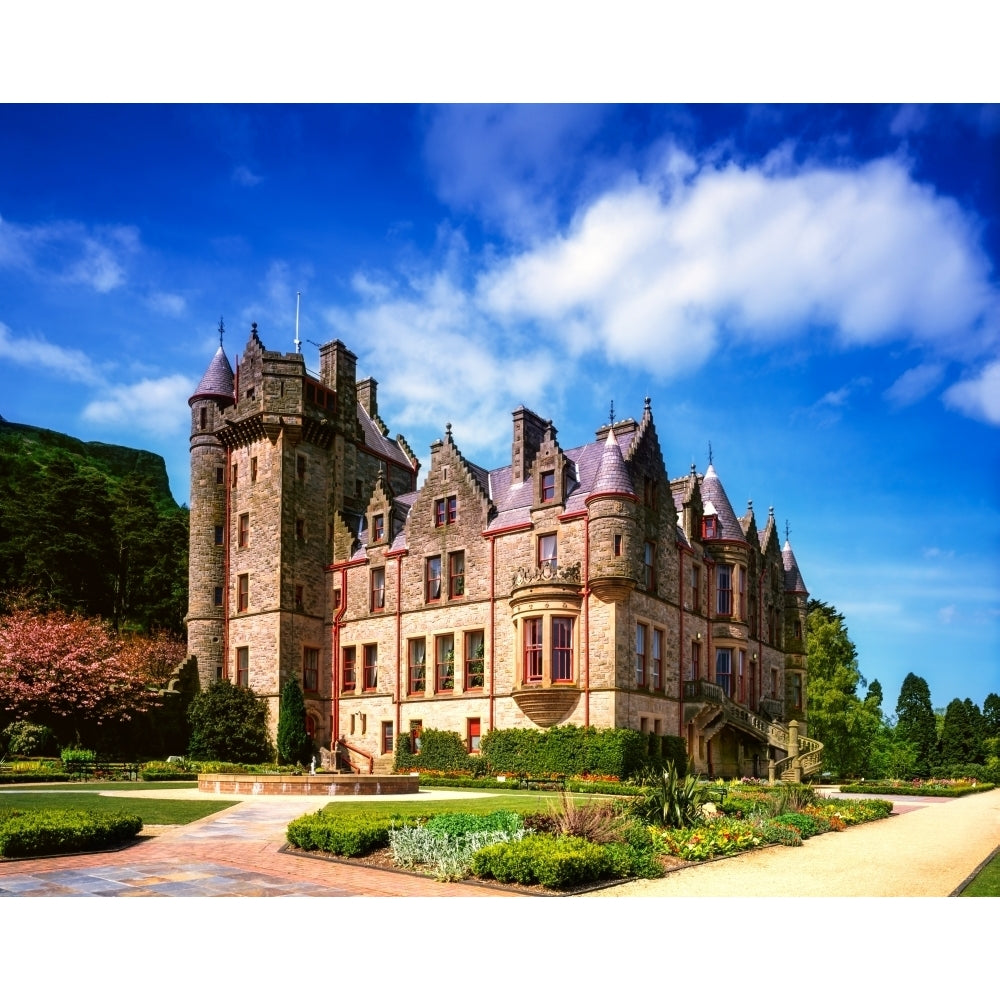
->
xmin=894 ymin=672 xmax=938 ymax=776
xmin=276 ymin=676 xmax=312 ymax=765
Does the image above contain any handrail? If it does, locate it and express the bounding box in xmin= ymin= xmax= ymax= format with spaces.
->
xmin=337 ymin=738 xmax=374 ymax=775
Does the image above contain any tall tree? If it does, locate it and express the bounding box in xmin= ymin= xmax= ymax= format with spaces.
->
xmin=865 ymin=678 xmax=884 ymax=711
xmin=895 ymin=673 xmax=938 ymax=776
xmin=805 ymin=599 xmax=881 ymax=778
xmin=982 ymin=693 xmax=1000 ymax=738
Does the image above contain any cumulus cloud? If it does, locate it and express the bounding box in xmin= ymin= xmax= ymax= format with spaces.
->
xmin=0 ymin=322 xmax=104 ymax=385
xmin=81 ymin=375 xmax=193 ymax=436
xmin=478 ymin=153 xmax=999 ymax=376
xmin=0 ymin=214 xmax=139 ymax=292
xmin=884 ymin=362 xmax=945 ymax=407
xmin=233 ymin=165 xmax=262 ymax=187
xmin=943 ymin=359 xmax=1000 ymax=425
xmin=146 ymin=291 xmax=187 ymax=317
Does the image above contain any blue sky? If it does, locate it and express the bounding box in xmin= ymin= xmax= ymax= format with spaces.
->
xmin=1 ymin=103 xmax=998 ymax=714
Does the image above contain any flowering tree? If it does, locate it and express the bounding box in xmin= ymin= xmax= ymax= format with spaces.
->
xmin=0 ymin=609 xmax=184 ymax=744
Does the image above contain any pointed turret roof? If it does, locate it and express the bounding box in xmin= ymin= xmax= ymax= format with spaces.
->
xmin=783 ymin=539 xmax=808 ymax=594
xmin=189 ymin=345 xmax=234 ymax=406
xmin=699 ymin=464 xmax=744 ymax=541
xmin=587 ymin=425 xmax=636 ymax=501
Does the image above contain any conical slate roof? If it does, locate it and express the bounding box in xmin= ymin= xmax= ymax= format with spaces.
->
xmin=587 ymin=425 xmax=636 ymax=501
xmin=783 ymin=539 xmax=808 ymax=594
xmin=700 ymin=464 xmax=744 ymax=541
xmin=189 ymin=346 xmax=235 ymax=405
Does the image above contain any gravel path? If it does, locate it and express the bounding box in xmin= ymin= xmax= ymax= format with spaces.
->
xmin=585 ymin=788 xmax=1000 ymax=896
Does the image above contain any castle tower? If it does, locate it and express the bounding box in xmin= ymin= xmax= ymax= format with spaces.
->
xmin=782 ymin=537 xmax=810 ymax=728
xmin=187 ymin=338 xmax=235 ymax=686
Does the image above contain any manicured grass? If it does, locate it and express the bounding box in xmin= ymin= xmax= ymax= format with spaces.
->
xmin=960 ymin=850 xmax=1000 ymax=896
xmin=0 ymin=784 xmax=237 ymax=825
xmin=312 ymin=788 xmax=581 ymax=822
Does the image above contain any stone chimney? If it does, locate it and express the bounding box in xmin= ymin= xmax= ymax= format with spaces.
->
xmin=511 ymin=405 xmax=548 ymax=485
xmin=357 ymin=376 xmax=378 ymax=418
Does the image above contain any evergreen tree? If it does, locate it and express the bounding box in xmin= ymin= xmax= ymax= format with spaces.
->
xmin=865 ymin=678 xmax=884 ymax=711
xmin=187 ymin=680 xmax=273 ymax=763
xmin=276 ymin=676 xmax=312 ymax=765
xmin=894 ymin=673 xmax=938 ymax=776
xmin=983 ymin=693 xmax=1000 ymax=738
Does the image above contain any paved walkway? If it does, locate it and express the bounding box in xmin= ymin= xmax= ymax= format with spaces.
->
xmin=2 ymin=786 xmax=997 ymax=897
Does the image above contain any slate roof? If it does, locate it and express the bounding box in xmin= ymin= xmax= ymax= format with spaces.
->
xmin=189 ymin=346 xmax=234 ymax=405
xmin=358 ymin=403 xmax=416 ymax=470
xmin=782 ymin=540 xmax=808 ymax=594
xmin=699 ymin=465 xmax=745 ymax=542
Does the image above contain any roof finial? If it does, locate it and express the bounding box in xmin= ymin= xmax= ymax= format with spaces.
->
xmin=251 ymin=321 xmax=258 ymax=337
xmin=609 ymin=400 xmax=616 ymax=425
xmin=708 ymin=440 xmax=713 ymax=466
xmin=644 ymin=396 xmax=651 ymax=414
xmin=218 ymin=316 xmax=225 ymax=346
xmin=785 ymin=519 xmax=790 ymax=543
xmin=445 ymin=421 xmax=452 ymax=441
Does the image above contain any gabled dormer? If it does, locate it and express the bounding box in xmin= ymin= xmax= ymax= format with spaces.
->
xmin=366 ymin=470 xmax=393 ymax=548
xmin=529 ymin=420 xmax=571 ymax=510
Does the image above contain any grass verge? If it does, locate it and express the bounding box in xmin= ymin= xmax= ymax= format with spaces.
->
xmin=959 ymin=849 xmax=1000 ymax=896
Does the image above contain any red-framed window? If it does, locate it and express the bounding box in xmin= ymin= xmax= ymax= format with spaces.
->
xmin=689 ymin=641 xmax=700 ymax=682
xmin=435 ymin=495 xmax=457 ymax=526
xmin=715 ymin=649 xmax=732 ymax=697
xmin=363 ymin=644 xmax=378 ymax=691
xmin=652 ymin=628 xmax=663 ymax=690
xmin=425 ymin=556 xmax=442 ymax=602
xmin=381 ymin=720 xmax=394 ymax=754
xmin=541 ymin=470 xmax=555 ymax=502
xmin=342 ymin=647 xmax=356 ymax=691
xmin=408 ymin=638 xmax=426 ymax=695
xmin=538 ymin=533 xmax=557 ymax=573
xmin=551 ymin=617 xmax=574 ymax=682
xmin=690 ymin=565 xmax=700 ymax=612
xmin=237 ymin=574 xmax=249 ymax=612
xmin=371 ymin=567 xmax=385 ymax=611
xmin=613 ymin=533 xmax=623 ymax=557
xmin=303 ymin=647 xmax=319 ymax=693
xmin=372 ymin=513 xmax=385 ymax=542
xmin=236 ymin=646 xmax=249 ymax=687
xmin=643 ymin=542 xmax=656 ymax=591
xmin=635 ymin=623 xmax=647 ymax=687
xmin=305 ymin=714 xmax=316 ymax=740
xmin=717 ymin=566 xmax=732 ymax=616
xmin=465 ymin=630 xmax=485 ymax=689
xmin=523 ymin=617 xmax=543 ymax=683
xmin=435 ymin=634 xmax=455 ymax=693
xmin=449 ymin=551 xmax=465 ymax=598
xmin=410 ymin=720 xmax=423 ymax=753
xmin=467 ymin=717 xmax=481 ymax=753
xmin=702 ymin=514 xmax=718 ymax=539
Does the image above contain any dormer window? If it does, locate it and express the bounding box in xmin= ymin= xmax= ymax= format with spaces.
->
xmin=702 ymin=514 xmax=719 ymax=539
xmin=541 ymin=470 xmax=556 ymax=503
xmin=372 ymin=513 xmax=385 ymax=543
xmin=434 ymin=496 xmax=457 ymax=527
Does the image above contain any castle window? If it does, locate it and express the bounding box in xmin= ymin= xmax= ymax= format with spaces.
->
xmin=231 ymin=463 xmax=238 ymax=488
xmin=372 ymin=513 xmax=385 ymax=543
xmin=467 ymin=717 xmax=481 ymax=753
xmin=371 ymin=567 xmax=385 ymax=611
xmin=717 ymin=566 xmax=733 ymax=616
xmin=449 ymin=551 xmax=465 ymax=599
xmin=465 ymin=630 xmax=485 ymax=689
xmin=552 ymin=617 xmax=574 ymax=682
xmin=408 ymin=638 xmax=426 ymax=695
xmin=199 ymin=407 xmax=207 ymax=430
xmin=792 ymin=672 xmax=803 ymax=710
xmin=213 ymin=586 xmax=223 ymax=607
xmin=435 ymin=634 xmax=455 ymax=693
xmin=297 ymin=455 xmax=306 ymax=481
xmin=238 ymin=513 xmax=249 ymax=548
xmin=644 ymin=477 xmax=657 ymax=508
xmin=251 ymin=457 xmax=257 ymax=482
xmin=435 ymin=495 xmax=457 ymax=527
xmin=295 ymin=585 xmax=304 ymax=610
xmin=381 ymin=720 xmax=394 ymax=754
xmin=245 ymin=387 xmax=255 ymax=401
xmin=643 ymin=542 xmax=656 ymax=591
xmin=652 ymin=628 xmax=663 ymax=691
xmin=702 ymin=514 xmax=718 ymax=539
xmin=363 ymin=644 xmax=378 ymax=691
xmin=771 ymin=668 xmax=779 ymax=700
xmin=523 ymin=617 xmax=543 ymax=683
xmin=237 ymin=574 xmax=249 ymax=612
xmin=715 ymin=649 xmax=732 ymax=697
xmin=410 ymin=720 xmax=423 ymax=752
xmin=690 ymin=565 xmax=700 ymax=613
xmin=541 ymin=469 xmax=556 ymax=503
xmin=425 ymin=556 xmax=442 ymax=602
xmin=216 ymin=467 xmax=224 ymax=485
xmin=689 ymin=641 xmax=700 ymax=682
xmin=296 ymin=518 xmax=305 ymax=541
xmin=635 ymin=623 xmax=647 ymax=687
xmin=794 ymin=619 xmax=802 ymax=640
xmin=303 ymin=647 xmax=319 ymax=693
xmin=613 ymin=534 xmax=623 ymax=557
xmin=342 ymin=647 xmax=356 ymax=691
xmin=214 ymin=525 xmax=224 ymax=545
xmin=538 ymin=533 xmax=557 ymax=573
xmin=236 ymin=647 xmax=249 ymax=687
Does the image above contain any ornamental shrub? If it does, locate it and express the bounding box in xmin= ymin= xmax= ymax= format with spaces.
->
xmin=187 ymin=680 xmax=273 ymax=764
xmin=276 ymin=677 xmax=313 ymax=766
xmin=424 ymin=810 xmax=523 ymax=837
xmin=2 ymin=721 xmax=56 ymax=757
xmin=394 ymin=728 xmax=474 ymax=773
xmin=286 ymin=810 xmax=418 ymax=856
xmin=772 ymin=811 xmax=821 ymax=839
xmin=0 ymin=808 xmax=142 ymax=858
xmin=471 ymin=834 xmax=612 ymax=889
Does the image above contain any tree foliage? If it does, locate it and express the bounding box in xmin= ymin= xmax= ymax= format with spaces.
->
xmin=894 ymin=672 xmax=938 ymax=776
xmin=804 ymin=599 xmax=881 ymax=778
xmin=939 ymin=698 xmax=984 ymax=767
xmin=187 ymin=680 xmax=273 ymax=763
xmin=276 ymin=677 xmax=312 ymax=765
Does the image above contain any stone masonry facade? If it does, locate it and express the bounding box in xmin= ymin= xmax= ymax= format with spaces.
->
xmin=188 ymin=327 xmax=810 ymax=778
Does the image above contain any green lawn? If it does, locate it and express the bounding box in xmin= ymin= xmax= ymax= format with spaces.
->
xmin=960 ymin=850 xmax=1000 ymax=896
xmin=0 ymin=783 xmax=238 ymax=825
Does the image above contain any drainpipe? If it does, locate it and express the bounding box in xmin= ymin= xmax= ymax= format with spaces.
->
xmin=757 ymin=569 xmax=765 ymax=711
xmin=678 ymin=544 xmax=684 ymax=737
xmin=223 ymin=444 xmax=232 ymax=680
xmin=331 ymin=565 xmax=347 ymax=754
xmin=583 ymin=510 xmax=590 ymax=727
xmin=489 ymin=535 xmax=496 ymax=733
xmin=394 ymin=552 xmax=403 ymax=747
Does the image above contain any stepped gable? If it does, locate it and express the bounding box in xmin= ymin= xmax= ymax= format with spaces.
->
xmin=740 ymin=499 xmax=761 ymax=550
xmin=357 ymin=402 xmax=416 ymax=470
xmin=783 ymin=539 xmax=808 ymax=594
xmin=587 ymin=424 xmax=636 ymax=501
xmin=189 ymin=345 xmax=234 ymax=406
xmin=699 ymin=464 xmax=744 ymax=541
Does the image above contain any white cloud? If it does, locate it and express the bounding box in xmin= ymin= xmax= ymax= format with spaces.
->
xmin=943 ymin=359 xmax=1000 ymax=425
xmin=81 ymin=375 xmax=193 ymax=436
xmin=885 ymin=362 xmax=945 ymax=407
xmin=0 ymin=214 xmax=139 ymax=292
xmin=146 ymin=291 xmax=186 ymax=317
xmin=233 ymin=165 xmax=262 ymax=187
xmin=0 ymin=322 xmax=104 ymax=385
xmin=939 ymin=605 xmax=957 ymax=625
xmin=479 ymin=153 xmax=999 ymax=376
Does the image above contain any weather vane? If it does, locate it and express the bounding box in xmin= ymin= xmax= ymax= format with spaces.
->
xmin=218 ymin=316 xmax=225 ymax=346
xmin=609 ymin=400 xmax=615 ymax=425
xmin=708 ymin=440 xmax=713 ymax=466
xmin=785 ymin=519 xmax=791 ymax=543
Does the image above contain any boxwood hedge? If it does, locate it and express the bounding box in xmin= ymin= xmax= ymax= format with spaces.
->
xmin=0 ymin=808 xmax=143 ymax=858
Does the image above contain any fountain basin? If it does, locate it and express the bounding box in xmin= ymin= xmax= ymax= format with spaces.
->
xmin=197 ymin=773 xmax=419 ymax=795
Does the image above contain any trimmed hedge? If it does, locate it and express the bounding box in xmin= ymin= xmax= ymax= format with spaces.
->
xmin=470 ymin=834 xmax=615 ymax=888
xmin=286 ymin=811 xmax=419 ymax=856
xmin=840 ymin=781 xmax=995 ymax=797
xmin=0 ymin=771 xmax=74 ymax=784
xmin=394 ymin=730 xmax=476 ymax=774
xmin=0 ymin=808 xmax=143 ymax=858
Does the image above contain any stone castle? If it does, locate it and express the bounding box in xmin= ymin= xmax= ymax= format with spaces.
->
xmin=187 ymin=325 xmax=817 ymax=779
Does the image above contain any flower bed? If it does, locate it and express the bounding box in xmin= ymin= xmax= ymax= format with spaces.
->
xmin=839 ymin=779 xmax=994 ymax=797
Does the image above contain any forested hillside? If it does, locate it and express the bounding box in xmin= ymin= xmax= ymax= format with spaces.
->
xmin=0 ymin=418 xmax=188 ymax=633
